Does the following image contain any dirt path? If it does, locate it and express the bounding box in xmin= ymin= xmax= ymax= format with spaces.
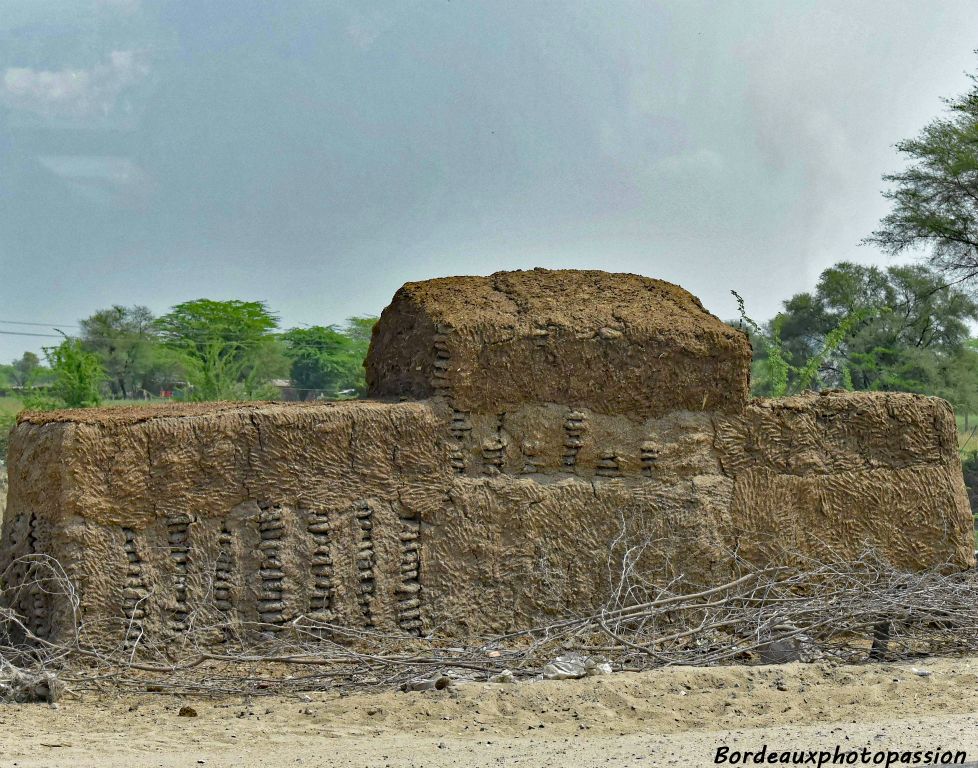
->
xmin=2 ymin=658 xmax=978 ymax=767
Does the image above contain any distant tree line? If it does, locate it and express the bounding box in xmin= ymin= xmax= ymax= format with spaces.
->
xmin=737 ymin=261 xmax=978 ymax=421
xmin=0 ymin=300 xmax=376 ymax=409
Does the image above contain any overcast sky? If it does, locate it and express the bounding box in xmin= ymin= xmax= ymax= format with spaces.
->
xmin=1 ymin=0 xmax=978 ymax=361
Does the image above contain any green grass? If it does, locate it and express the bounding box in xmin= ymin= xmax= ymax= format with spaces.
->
xmin=0 ymin=396 xmax=23 ymax=419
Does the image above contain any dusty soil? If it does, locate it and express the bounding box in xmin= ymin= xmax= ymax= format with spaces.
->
xmin=3 ymin=658 xmax=978 ymax=767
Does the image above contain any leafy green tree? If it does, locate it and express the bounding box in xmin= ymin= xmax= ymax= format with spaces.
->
xmin=11 ymin=351 xmax=41 ymax=387
xmin=282 ymin=317 xmax=375 ymax=398
xmin=156 ymin=299 xmax=287 ymax=400
xmin=946 ymin=340 xmax=978 ymax=426
xmin=343 ymin=316 xmax=376 ymax=346
xmin=866 ymin=67 xmax=978 ymax=284
xmin=80 ymin=305 xmax=183 ymax=398
xmin=37 ymin=337 xmax=105 ymax=408
xmin=750 ymin=261 xmax=978 ymax=400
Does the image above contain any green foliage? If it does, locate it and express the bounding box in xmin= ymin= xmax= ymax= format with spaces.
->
xmin=156 ymin=299 xmax=287 ymax=400
xmin=748 ymin=261 xmax=978 ymax=410
xmin=282 ymin=316 xmax=375 ymax=398
xmin=1 ymin=352 xmax=54 ymax=393
xmin=732 ymin=291 xmax=860 ymax=397
xmin=792 ymin=309 xmax=872 ymax=391
xmin=11 ymin=352 xmax=41 ymax=387
xmin=4 ymin=303 xmax=374 ymax=407
xmin=80 ymin=305 xmax=184 ymax=398
xmin=866 ymin=66 xmax=978 ymax=284
xmin=37 ymin=336 xmax=105 ymax=408
xmin=732 ymin=291 xmax=789 ymax=396
xmin=0 ymin=411 xmax=14 ymax=465
xmin=0 ymin=398 xmax=21 ymax=464
xmin=342 ymin=316 xmax=375 ymax=346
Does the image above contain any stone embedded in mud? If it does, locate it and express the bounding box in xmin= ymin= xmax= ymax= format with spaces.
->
xmin=365 ymin=268 xmax=752 ymax=418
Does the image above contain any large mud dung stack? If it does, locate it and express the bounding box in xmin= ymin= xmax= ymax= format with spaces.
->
xmin=365 ymin=268 xmax=752 ymax=418
xmin=3 ymin=391 xmax=972 ymax=644
xmin=1 ymin=269 xmax=974 ymax=647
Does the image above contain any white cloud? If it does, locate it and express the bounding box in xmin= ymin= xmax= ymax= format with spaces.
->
xmin=1 ymin=50 xmax=149 ymax=120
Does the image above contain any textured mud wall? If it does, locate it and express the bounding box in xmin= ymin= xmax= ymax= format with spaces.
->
xmin=366 ymin=269 xmax=752 ymax=418
xmin=718 ymin=392 xmax=973 ymax=572
xmin=3 ymin=402 xmax=448 ymax=643
xmin=424 ymin=391 xmax=972 ymax=634
xmin=2 ymin=270 xmax=973 ymax=645
xmin=2 ymin=392 xmax=971 ymax=643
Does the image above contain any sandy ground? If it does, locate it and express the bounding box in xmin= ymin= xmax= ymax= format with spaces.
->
xmin=2 ymin=658 xmax=978 ymax=767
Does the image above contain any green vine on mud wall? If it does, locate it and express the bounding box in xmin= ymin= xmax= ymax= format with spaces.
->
xmin=732 ymin=291 xmax=790 ymax=397
xmin=732 ymin=290 xmax=871 ymax=398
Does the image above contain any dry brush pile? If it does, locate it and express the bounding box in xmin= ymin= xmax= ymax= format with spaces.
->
xmin=2 ymin=547 xmax=978 ymax=701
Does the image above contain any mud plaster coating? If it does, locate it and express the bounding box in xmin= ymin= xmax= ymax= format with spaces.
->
xmin=365 ymin=268 xmax=752 ymax=418
xmin=2 ymin=269 xmax=973 ymax=644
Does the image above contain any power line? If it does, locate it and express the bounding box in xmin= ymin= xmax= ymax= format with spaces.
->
xmin=0 ymin=319 xmax=79 ymax=328
xmin=0 ymin=319 xmax=370 ymax=343
xmin=0 ymin=330 xmax=64 ymax=338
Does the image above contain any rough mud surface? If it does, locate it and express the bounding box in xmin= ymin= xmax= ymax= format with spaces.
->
xmin=2 ymin=658 xmax=978 ymax=767
xmin=5 ymin=401 xmax=447 ymax=643
xmin=365 ymin=268 xmax=752 ymax=417
xmin=16 ymin=399 xmax=345 ymax=426
xmin=718 ymin=391 xmax=973 ymax=572
xmin=3 ymin=392 xmax=971 ymax=644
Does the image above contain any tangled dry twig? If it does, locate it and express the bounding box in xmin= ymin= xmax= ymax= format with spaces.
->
xmin=2 ymin=549 xmax=978 ymax=700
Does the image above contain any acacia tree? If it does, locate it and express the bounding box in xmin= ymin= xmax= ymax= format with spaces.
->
xmin=747 ymin=262 xmax=978 ymax=412
xmin=282 ymin=317 xmax=375 ymax=398
xmin=11 ymin=352 xmax=40 ymax=387
xmin=80 ymin=305 xmax=183 ymax=398
xmin=42 ymin=336 xmax=105 ymax=408
xmin=866 ymin=66 xmax=978 ymax=284
xmin=156 ymin=299 xmax=287 ymax=400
